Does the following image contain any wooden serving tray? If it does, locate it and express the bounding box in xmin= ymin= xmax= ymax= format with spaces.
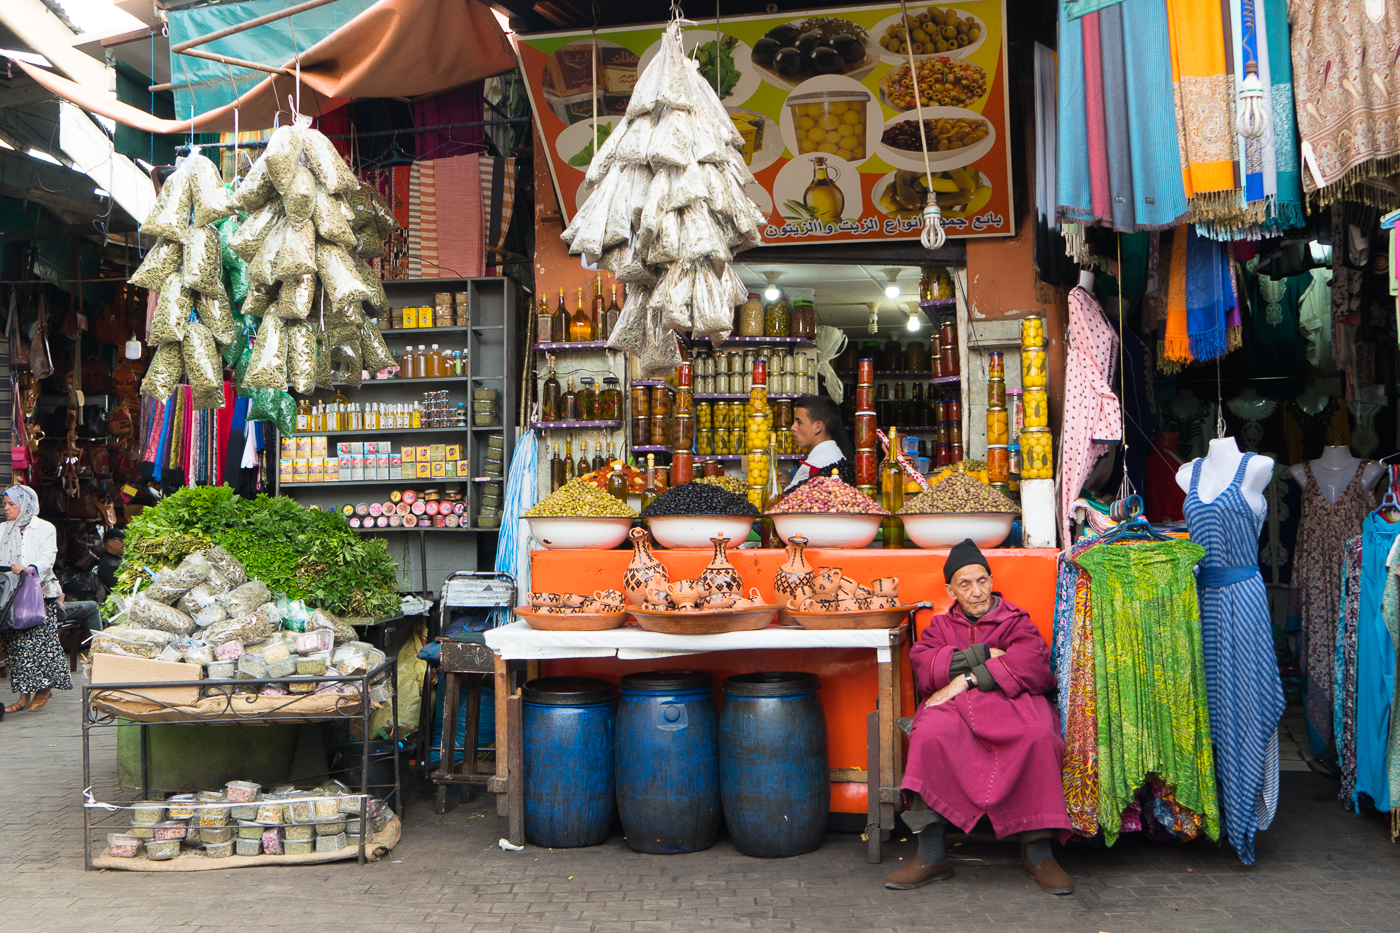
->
xmin=778 ymin=604 xmax=915 ymax=631
xmin=513 ymin=605 xmax=630 ymax=632
xmin=628 ymin=603 xmax=779 ymax=635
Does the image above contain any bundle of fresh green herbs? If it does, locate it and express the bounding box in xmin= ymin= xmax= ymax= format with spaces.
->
xmin=106 ymin=486 xmax=401 ymax=619
xmin=693 ymin=35 xmax=740 ymax=99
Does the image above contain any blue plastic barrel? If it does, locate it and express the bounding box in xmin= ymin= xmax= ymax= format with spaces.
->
xmin=720 ymin=672 xmax=829 ymax=857
xmin=616 ymin=671 xmax=720 ymax=854
xmin=522 ymin=677 xmax=615 ymax=848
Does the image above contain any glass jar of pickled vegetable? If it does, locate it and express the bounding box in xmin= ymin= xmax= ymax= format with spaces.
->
xmin=905 ymin=340 xmax=928 ymax=372
xmin=670 ymin=450 xmax=694 ymax=485
xmin=737 ymin=293 xmax=765 ymax=337
xmin=697 ymin=430 xmax=713 ymax=455
xmin=773 ymin=399 xmax=793 ymax=429
xmin=673 ymin=414 xmax=695 ymax=450
xmin=987 ymin=445 xmax=1010 ymax=484
xmin=597 ymin=377 xmax=621 ymax=420
xmin=633 ymin=416 xmax=650 ymax=446
xmin=1024 ymin=388 xmax=1049 ymax=428
xmin=988 ymin=351 xmax=1004 ymax=380
xmin=1021 ymin=313 xmax=1045 ymax=348
xmin=651 ymin=385 xmax=673 ymax=418
xmin=1022 ymin=427 xmax=1053 ymax=479
xmin=883 ymin=340 xmax=904 ymax=372
xmin=790 ymin=299 xmax=815 ymax=340
xmin=987 ymin=378 xmax=1006 ymax=409
xmin=763 ymin=295 xmax=790 ymax=337
xmin=675 ymin=386 xmax=694 ymax=417
xmin=1022 ymin=346 xmax=1048 ymax=388
xmin=650 ymin=415 xmax=670 ymax=448
xmin=986 ymin=406 xmax=1009 ymax=446
xmin=696 ymin=400 xmax=713 ymax=429
xmin=631 ymin=385 xmax=650 ymax=420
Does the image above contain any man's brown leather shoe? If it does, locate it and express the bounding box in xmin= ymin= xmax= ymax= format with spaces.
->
xmin=1023 ymin=856 xmax=1074 ymax=895
xmin=883 ymin=858 xmax=955 ymax=890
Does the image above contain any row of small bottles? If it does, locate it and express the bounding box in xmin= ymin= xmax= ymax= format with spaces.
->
xmin=549 ymin=439 xmax=617 ymax=491
xmin=296 ymin=395 xmax=441 ymax=432
xmin=539 ymin=358 xmax=623 ymax=422
xmin=397 ymin=344 xmax=465 ymax=379
xmin=536 ymin=280 xmax=623 ymax=344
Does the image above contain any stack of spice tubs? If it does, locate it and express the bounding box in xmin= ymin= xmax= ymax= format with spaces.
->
xmin=109 ymin=780 xmax=392 ymax=860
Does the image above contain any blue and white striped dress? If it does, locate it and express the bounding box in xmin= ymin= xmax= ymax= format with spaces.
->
xmin=1183 ymin=454 xmax=1286 ymax=865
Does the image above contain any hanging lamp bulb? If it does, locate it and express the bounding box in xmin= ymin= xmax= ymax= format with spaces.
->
xmin=1235 ymin=61 xmax=1270 ymax=140
xmin=763 ymin=270 xmax=782 ymax=301
xmin=867 ymin=301 xmax=881 ymax=335
xmin=906 ymin=306 xmax=921 ymax=332
xmin=921 ymin=196 xmax=946 ymax=250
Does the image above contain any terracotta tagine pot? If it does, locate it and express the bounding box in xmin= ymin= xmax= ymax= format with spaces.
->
xmin=697 ymin=535 xmax=743 ymax=596
xmin=774 ymin=534 xmax=816 ymax=603
xmin=624 ymin=526 xmax=669 ymax=605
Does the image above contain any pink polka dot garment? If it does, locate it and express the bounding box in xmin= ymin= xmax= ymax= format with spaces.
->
xmin=1059 ymin=286 xmax=1123 ymax=546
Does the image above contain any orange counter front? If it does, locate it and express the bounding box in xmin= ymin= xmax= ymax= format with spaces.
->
xmin=530 ymin=546 xmax=1060 ymax=816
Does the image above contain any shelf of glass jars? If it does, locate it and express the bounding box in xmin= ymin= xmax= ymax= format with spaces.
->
xmin=707 ymin=453 xmax=806 ymax=461
xmin=919 ymin=298 xmax=957 ymax=310
xmin=334 ymin=376 xmax=473 ymax=386
xmin=694 ymin=392 xmax=806 ymax=401
xmin=834 ymin=372 xmax=961 ymax=384
xmin=631 ymin=445 xmax=672 ymax=454
xmin=292 ymin=426 xmax=467 ymax=436
xmin=684 ymin=335 xmax=816 ymax=347
xmin=376 ymin=326 xmax=473 ymax=337
xmin=534 ymin=341 xmax=611 ymax=351
xmin=528 ymin=420 xmax=623 ymax=431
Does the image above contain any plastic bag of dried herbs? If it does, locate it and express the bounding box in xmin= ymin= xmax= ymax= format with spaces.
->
xmin=139 ymin=168 xmax=192 ymax=241
xmin=141 ymin=342 xmax=184 ymax=400
xmin=245 ymin=387 xmax=297 ymax=435
xmin=233 ymin=153 xmax=276 ymax=212
xmin=243 ymin=313 xmax=288 ymax=389
xmin=274 ymin=273 xmax=315 ymax=320
xmin=303 ymin=129 xmax=359 ymax=194
xmin=353 ymin=257 xmax=388 ymax=312
xmin=359 ymin=320 xmax=394 ymax=374
xmin=353 ymin=221 xmax=384 ymax=259
xmin=150 ymin=275 xmax=193 ymax=345
xmin=187 ymin=151 xmax=237 ymax=227
xmin=286 ymin=321 xmax=317 ymax=395
xmin=218 ymin=579 xmax=269 ymax=617
xmin=272 ymin=217 xmax=317 ymax=281
xmin=282 ymin=164 xmax=317 ymax=223
xmin=216 ymin=215 xmax=250 ymax=304
xmin=130 ymin=239 xmax=181 ymax=290
xmin=327 ymin=323 xmax=362 ymax=387
xmin=199 ymin=544 xmax=247 ymax=588
xmin=229 ymin=199 xmax=282 ymax=262
xmin=182 ymin=321 xmax=222 ymax=393
xmin=316 ymin=241 xmax=373 ymax=305
xmin=246 ymin=217 xmax=286 ymax=287
xmin=262 ymin=123 xmax=306 ymax=193
xmin=365 ymin=185 xmax=399 ymax=238
xmin=181 ymin=225 xmax=223 ymax=295
xmin=312 ymin=186 xmax=356 ymax=247
xmin=197 ymin=284 xmax=237 ymax=346
xmin=314 ymin=331 xmax=333 ymax=390
xmin=242 ymin=282 xmax=277 ymax=319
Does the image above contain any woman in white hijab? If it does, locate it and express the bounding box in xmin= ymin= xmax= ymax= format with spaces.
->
xmin=0 ymin=485 xmax=69 ymax=714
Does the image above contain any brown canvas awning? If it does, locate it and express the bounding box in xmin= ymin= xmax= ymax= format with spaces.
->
xmin=16 ymin=0 xmax=516 ymax=133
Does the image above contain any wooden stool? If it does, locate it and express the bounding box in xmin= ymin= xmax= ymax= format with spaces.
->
xmin=432 ymin=640 xmax=496 ymax=813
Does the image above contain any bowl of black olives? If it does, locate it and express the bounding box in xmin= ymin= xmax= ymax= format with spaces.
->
xmin=749 ymin=16 xmax=879 ymax=88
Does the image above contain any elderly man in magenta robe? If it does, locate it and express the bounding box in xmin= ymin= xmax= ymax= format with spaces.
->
xmin=883 ymin=539 xmax=1073 ymax=895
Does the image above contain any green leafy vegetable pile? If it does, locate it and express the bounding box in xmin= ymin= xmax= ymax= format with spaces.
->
xmin=693 ymin=36 xmax=740 ymax=100
xmin=109 ymin=486 xmax=401 ymax=618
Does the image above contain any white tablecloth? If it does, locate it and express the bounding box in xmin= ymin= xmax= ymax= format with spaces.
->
xmin=484 ymin=620 xmax=897 ymax=661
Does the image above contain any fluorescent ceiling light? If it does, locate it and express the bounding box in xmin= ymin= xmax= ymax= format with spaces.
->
xmin=27 ymin=148 xmax=61 ymax=165
xmin=0 ymin=139 xmax=13 ymax=150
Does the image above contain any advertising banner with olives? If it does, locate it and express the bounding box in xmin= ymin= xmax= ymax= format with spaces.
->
xmin=517 ymin=0 xmax=1013 ymax=244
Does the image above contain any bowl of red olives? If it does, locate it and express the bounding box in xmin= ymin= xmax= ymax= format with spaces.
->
xmin=749 ymin=16 xmax=880 ymax=88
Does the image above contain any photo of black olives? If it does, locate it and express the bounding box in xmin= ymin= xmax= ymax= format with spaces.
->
xmin=765 ymin=23 xmax=801 ymax=46
xmin=795 ymin=30 xmax=822 ymax=56
xmin=829 ymin=33 xmax=863 ymax=64
xmin=751 ymin=36 xmax=780 ymax=67
xmin=809 ymin=46 xmax=843 ymax=74
xmin=773 ymin=47 xmax=804 ymax=77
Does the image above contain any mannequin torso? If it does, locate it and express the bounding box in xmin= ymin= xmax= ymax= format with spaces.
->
xmin=1288 ymin=446 xmax=1383 ymax=504
xmin=1176 ymin=437 xmax=1274 ymax=518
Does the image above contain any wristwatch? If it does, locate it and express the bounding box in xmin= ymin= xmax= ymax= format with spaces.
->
xmin=963 ymin=673 xmax=976 ymax=690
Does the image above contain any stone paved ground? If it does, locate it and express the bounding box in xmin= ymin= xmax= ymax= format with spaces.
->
xmin=4 ymin=686 xmax=1400 ymax=933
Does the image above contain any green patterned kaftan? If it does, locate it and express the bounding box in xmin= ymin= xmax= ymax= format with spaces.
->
xmin=1076 ymin=539 xmax=1219 ymax=845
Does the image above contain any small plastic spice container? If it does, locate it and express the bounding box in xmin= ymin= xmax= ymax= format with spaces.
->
xmin=257 ymin=802 xmax=286 ymax=823
xmin=196 ymin=806 xmax=229 ymax=828
xmin=315 ymin=832 xmax=348 ymax=853
xmin=266 ymin=656 xmax=296 ymax=678
xmin=225 ymin=780 xmax=261 ymax=803
xmin=214 ymin=641 xmax=244 ymax=661
xmin=144 ymin=839 xmax=181 ymax=860
xmin=288 ymin=794 xmax=317 ymax=821
xmin=314 ymin=796 xmax=341 ymax=818
xmin=295 ymin=630 xmax=333 ymax=655
xmin=107 ymin=834 xmax=140 ymax=858
xmin=262 ymin=828 xmax=284 ymax=855
xmin=126 ymin=824 xmax=155 ymax=840
xmin=296 ymin=653 xmax=329 ymax=676
xmin=315 ymin=816 xmax=347 ymax=835
xmin=203 ymin=841 xmax=234 ymax=858
xmin=206 ymin=661 xmax=235 ymax=680
xmin=166 ymin=794 xmax=197 ymax=820
xmin=153 ymin=821 xmax=187 ymax=841
xmin=185 ymin=827 xmax=202 ymax=845
xmin=284 ymin=823 xmax=315 ymax=842
xmin=284 ymin=839 xmax=315 ymax=856
xmin=237 ymin=821 xmax=264 ymax=840
xmin=132 ymin=801 xmax=166 ymax=824
xmin=199 ymin=825 xmax=233 ymax=845
xmin=261 ymin=640 xmax=291 ymax=664
xmin=289 ymin=678 xmax=317 ymax=694
xmin=235 ymin=838 xmax=262 ymax=857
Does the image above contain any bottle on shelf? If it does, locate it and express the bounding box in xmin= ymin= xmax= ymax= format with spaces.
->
xmin=919 ymin=265 xmax=932 ymax=301
xmin=570 ymin=286 xmax=592 ymax=342
xmin=592 ymin=441 xmax=605 ymax=474
xmin=401 ymin=346 xmax=416 ymax=379
xmin=550 ymin=442 xmax=566 ymax=491
xmin=414 ymin=345 xmax=428 ymax=379
xmin=428 ymin=344 xmax=443 ymax=377
xmin=591 ymin=278 xmax=605 ymax=337
xmin=562 ymin=376 xmax=578 ymax=421
xmin=879 ymin=426 xmax=905 ymax=548
xmin=574 ymin=439 xmax=590 ymax=478
xmin=551 ymin=288 xmax=568 ymax=343
xmin=564 ymin=437 xmax=574 ymax=479
xmin=641 ymin=453 xmax=659 ymax=511
xmin=541 ymin=355 xmax=561 ymax=422
xmin=411 ymin=401 xmax=422 ymax=428
xmin=605 ymin=285 xmax=622 ymax=339
xmin=296 ymin=397 xmax=311 ymax=433
xmin=536 ymin=293 xmax=552 ymax=345
xmin=893 ymin=382 xmax=907 ymax=427
xmin=577 ymin=376 xmax=596 ymax=419
xmin=910 ymin=383 xmax=925 ymax=427
xmin=452 ymin=350 xmax=463 ymax=376
xmin=760 ymin=429 xmax=783 ymax=548
xmin=331 ymin=388 xmax=349 ymax=431
xmin=607 ymin=458 xmax=627 ymax=501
